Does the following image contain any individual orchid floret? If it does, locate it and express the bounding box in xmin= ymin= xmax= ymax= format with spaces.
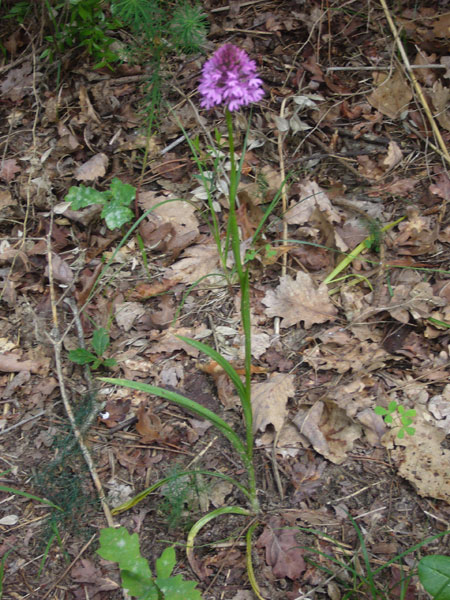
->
xmin=198 ymin=44 xmax=264 ymax=111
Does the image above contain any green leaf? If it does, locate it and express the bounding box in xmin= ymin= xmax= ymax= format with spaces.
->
xmin=92 ymin=327 xmax=109 ymax=357
xmin=99 ymin=378 xmax=247 ymax=463
xmin=418 ymin=555 xmax=450 ymax=600
xmin=120 ymin=570 xmax=159 ymax=599
xmin=156 ymin=546 xmax=176 ymax=579
xmin=66 ymin=185 xmax=106 ymax=209
xmin=405 ymin=409 xmax=417 ymax=418
xmin=384 ymin=414 xmax=393 ymax=424
xmin=397 ymin=429 xmax=405 ymax=439
xmin=110 ymin=178 xmax=136 ymax=206
xmin=101 ymin=201 xmax=134 ymax=229
xmin=405 ymin=426 xmax=416 ymax=436
xmin=374 ymin=406 xmax=388 ymax=416
xmin=156 ymin=573 xmax=203 ymax=600
xmin=388 ymin=400 xmax=398 ymax=413
xmin=68 ymin=348 xmax=97 ymax=365
xmin=97 ymin=527 xmax=153 ymax=595
xmin=102 ymin=357 xmax=117 ymax=368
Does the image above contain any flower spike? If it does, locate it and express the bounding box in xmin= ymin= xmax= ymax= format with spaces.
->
xmin=198 ymin=44 xmax=264 ymax=111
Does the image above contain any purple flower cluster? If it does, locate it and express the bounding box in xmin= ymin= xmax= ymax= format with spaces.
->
xmin=198 ymin=44 xmax=264 ymax=111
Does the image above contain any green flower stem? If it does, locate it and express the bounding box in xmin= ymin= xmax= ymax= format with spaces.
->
xmin=225 ymin=108 xmax=257 ymax=512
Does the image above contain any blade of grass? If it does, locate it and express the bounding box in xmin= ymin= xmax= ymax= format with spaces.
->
xmin=0 ymin=484 xmax=62 ymax=511
xmin=323 ymin=216 xmax=405 ymax=286
xmin=99 ymin=378 xmax=248 ymax=463
xmin=175 ymin=336 xmax=246 ymax=401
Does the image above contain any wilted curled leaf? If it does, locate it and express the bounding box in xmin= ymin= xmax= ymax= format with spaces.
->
xmin=262 ymin=272 xmax=337 ymax=329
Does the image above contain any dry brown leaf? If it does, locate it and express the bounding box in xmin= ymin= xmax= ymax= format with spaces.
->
xmin=149 ymin=326 xmax=209 ymax=358
xmin=382 ymin=141 xmax=403 ymax=169
xmin=383 ymin=418 xmax=450 ymax=503
xmin=262 ymin=272 xmax=337 ymax=329
xmin=430 ymin=81 xmax=450 ymax=131
xmin=46 ymin=252 xmax=74 ymax=284
xmin=0 ymin=189 xmax=14 ymax=210
xmin=367 ymin=70 xmax=413 ymax=118
xmin=256 ymin=517 xmax=305 ymax=580
xmin=284 ymin=180 xmax=341 ymax=225
xmin=0 ymin=159 xmax=21 ymax=183
xmin=252 ymin=373 xmax=295 ymax=434
xmin=433 ymin=13 xmax=450 ymax=39
xmin=115 ymin=301 xmax=146 ymax=332
xmin=138 ymin=191 xmax=200 ymax=256
xmin=429 ymin=171 xmax=450 ymax=200
xmin=74 ymin=153 xmax=108 ymax=181
xmin=0 ymin=62 xmax=41 ymax=101
xmin=388 ymin=282 xmax=446 ymax=323
xmin=135 ymin=404 xmax=173 ymax=443
xmin=413 ymin=50 xmax=438 ymax=86
xmin=166 ymin=244 xmax=221 ymax=285
xmin=293 ymin=401 xmax=362 ymax=464
xmin=303 ymin=339 xmax=387 ymax=373
xmin=428 ymin=385 xmax=450 ymax=434
xmin=441 ymin=55 xmax=450 ymax=79
xmin=0 ymin=353 xmax=48 ymax=374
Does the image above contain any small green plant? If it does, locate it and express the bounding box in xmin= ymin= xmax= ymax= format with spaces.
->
xmin=169 ymin=1 xmax=208 ymax=54
xmin=159 ymin=470 xmax=207 ymax=530
xmin=97 ymin=527 xmax=203 ymax=599
xmin=3 ymin=0 xmax=32 ymax=23
xmin=41 ymin=0 xmax=120 ymax=68
xmin=66 ymin=178 xmax=136 ymax=230
xmin=418 ymin=555 xmax=450 ymax=600
xmin=374 ymin=400 xmax=416 ymax=438
xmin=69 ymin=327 xmax=117 ymax=369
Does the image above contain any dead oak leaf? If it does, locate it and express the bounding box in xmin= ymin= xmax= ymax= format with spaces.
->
xmin=256 ymin=517 xmax=305 ymax=580
xmin=293 ymin=400 xmax=362 ymax=464
xmin=285 ymin=180 xmax=341 ymax=225
xmin=383 ymin=418 xmax=450 ymax=503
xmin=367 ymin=70 xmax=412 ymax=118
xmin=262 ymin=272 xmax=337 ymax=329
xmin=0 ymin=159 xmax=21 ymax=183
xmin=252 ymin=373 xmax=296 ymax=434
xmin=166 ymin=244 xmax=221 ymax=286
xmin=74 ymin=153 xmax=108 ymax=181
xmin=138 ymin=190 xmax=200 ymax=257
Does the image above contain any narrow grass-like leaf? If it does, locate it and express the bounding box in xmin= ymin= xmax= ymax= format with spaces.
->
xmin=246 ymin=522 xmax=266 ymax=600
xmin=99 ymin=378 xmax=247 ymax=462
xmin=0 ymin=547 xmax=14 ymax=599
xmin=175 ymin=336 xmax=247 ymax=401
xmin=186 ymin=506 xmax=251 ymax=572
xmin=323 ymin=216 xmax=406 ymax=286
xmin=0 ymin=485 xmax=62 ymax=511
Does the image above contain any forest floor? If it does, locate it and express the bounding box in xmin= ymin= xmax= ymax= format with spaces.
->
xmin=1 ymin=1 xmax=450 ymax=599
